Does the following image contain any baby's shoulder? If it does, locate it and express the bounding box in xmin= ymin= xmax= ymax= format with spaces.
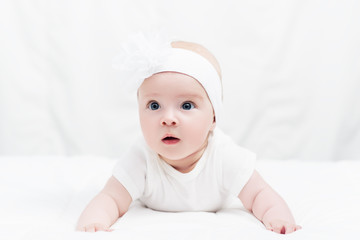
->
xmin=211 ymin=128 xmax=256 ymax=161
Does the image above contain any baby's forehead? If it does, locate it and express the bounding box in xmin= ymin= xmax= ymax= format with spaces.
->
xmin=138 ymin=72 xmax=211 ymax=101
xmin=141 ymin=71 xmax=205 ymax=89
xmin=143 ymin=92 xmax=205 ymax=100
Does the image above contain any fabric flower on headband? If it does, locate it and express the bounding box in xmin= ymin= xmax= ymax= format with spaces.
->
xmin=112 ymin=32 xmax=172 ymax=91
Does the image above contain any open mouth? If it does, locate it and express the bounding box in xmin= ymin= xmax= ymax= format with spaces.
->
xmin=162 ymin=136 xmax=180 ymax=145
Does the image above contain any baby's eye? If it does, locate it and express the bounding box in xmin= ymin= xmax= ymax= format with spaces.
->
xmin=181 ymin=102 xmax=195 ymax=110
xmin=148 ymin=101 xmax=160 ymax=110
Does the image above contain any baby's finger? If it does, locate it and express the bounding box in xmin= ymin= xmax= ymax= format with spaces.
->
xmin=85 ymin=225 xmax=96 ymax=232
xmin=285 ymin=225 xmax=295 ymax=234
xmin=294 ymin=225 xmax=302 ymax=232
xmin=271 ymin=224 xmax=285 ymax=234
xmin=94 ymin=224 xmax=110 ymax=232
xmin=263 ymin=221 xmax=274 ymax=231
xmin=266 ymin=226 xmax=273 ymax=232
xmin=285 ymin=224 xmax=302 ymax=234
xmin=96 ymin=225 xmax=111 ymax=232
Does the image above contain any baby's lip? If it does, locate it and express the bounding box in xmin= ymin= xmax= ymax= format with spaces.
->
xmin=161 ymin=134 xmax=180 ymax=145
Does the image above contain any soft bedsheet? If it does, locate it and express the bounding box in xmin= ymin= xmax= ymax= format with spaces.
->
xmin=1 ymin=156 xmax=359 ymax=239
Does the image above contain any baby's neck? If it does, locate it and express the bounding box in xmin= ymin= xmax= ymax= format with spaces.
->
xmin=172 ymin=158 xmax=200 ymax=173
xmin=160 ymin=141 xmax=208 ymax=173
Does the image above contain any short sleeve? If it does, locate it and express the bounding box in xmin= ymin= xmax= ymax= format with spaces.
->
xmin=112 ymin=136 xmax=147 ymax=201
xmin=215 ymin=130 xmax=256 ymax=197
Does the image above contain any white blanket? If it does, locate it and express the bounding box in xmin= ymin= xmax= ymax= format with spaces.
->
xmin=1 ymin=156 xmax=359 ymax=239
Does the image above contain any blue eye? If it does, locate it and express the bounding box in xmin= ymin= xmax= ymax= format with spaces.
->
xmin=182 ymin=102 xmax=195 ymax=110
xmin=149 ymin=101 xmax=160 ymax=110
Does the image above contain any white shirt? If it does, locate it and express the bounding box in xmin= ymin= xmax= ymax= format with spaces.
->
xmin=113 ymin=128 xmax=256 ymax=212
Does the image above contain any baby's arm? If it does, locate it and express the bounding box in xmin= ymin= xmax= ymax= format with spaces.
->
xmin=76 ymin=176 xmax=132 ymax=232
xmin=238 ymin=170 xmax=301 ymax=234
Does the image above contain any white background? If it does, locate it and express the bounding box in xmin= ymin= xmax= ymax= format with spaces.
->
xmin=1 ymin=0 xmax=359 ymax=161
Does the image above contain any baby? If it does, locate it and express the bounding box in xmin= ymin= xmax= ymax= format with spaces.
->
xmin=76 ymin=35 xmax=301 ymax=234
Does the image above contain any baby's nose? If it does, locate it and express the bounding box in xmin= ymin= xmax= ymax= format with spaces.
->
xmin=162 ymin=119 xmax=177 ymax=126
xmin=161 ymin=111 xmax=178 ymax=126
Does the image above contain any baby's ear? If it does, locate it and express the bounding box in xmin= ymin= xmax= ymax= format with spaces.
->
xmin=210 ymin=116 xmax=216 ymax=131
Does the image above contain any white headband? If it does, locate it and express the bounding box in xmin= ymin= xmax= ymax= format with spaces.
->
xmin=155 ymin=48 xmax=223 ymax=123
xmin=113 ymin=33 xmax=223 ymax=122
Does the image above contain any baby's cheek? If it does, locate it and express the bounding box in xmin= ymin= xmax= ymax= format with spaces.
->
xmin=140 ymin=114 xmax=156 ymax=131
xmin=140 ymin=122 xmax=157 ymax=145
xmin=188 ymin=124 xmax=210 ymax=142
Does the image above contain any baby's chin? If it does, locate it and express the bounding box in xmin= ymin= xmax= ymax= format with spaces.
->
xmin=158 ymin=153 xmax=198 ymax=173
xmin=158 ymin=153 xmax=186 ymax=162
xmin=158 ymin=142 xmax=208 ymax=163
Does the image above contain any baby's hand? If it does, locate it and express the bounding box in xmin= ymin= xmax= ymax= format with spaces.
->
xmin=78 ymin=223 xmax=113 ymax=232
xmin=264 ymin=220 xmax=301 ymax=234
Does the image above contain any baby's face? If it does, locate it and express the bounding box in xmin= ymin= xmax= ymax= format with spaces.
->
xmin=138 ymin=72 xmax=216 ymax=163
